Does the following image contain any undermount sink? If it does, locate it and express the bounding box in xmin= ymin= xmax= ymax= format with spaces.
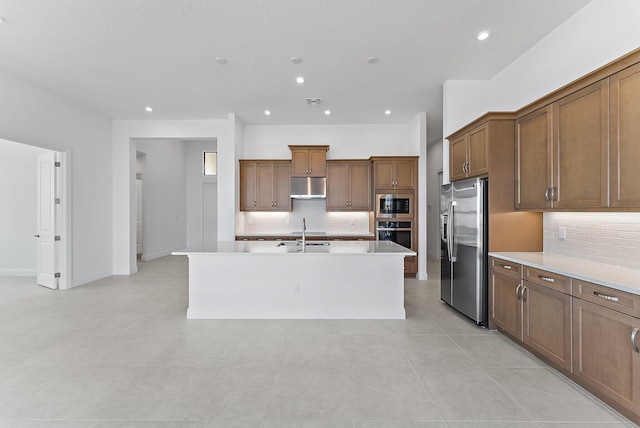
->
xmin=277 ymin=241 xmax=330 ymax=247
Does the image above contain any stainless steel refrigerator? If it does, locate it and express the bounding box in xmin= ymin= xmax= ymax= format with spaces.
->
xmin=440 ymin=177 xmax=488 ymax=326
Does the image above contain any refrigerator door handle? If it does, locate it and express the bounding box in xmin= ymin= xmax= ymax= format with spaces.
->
xmin=448 ymin=201 xmax=456 ymax=262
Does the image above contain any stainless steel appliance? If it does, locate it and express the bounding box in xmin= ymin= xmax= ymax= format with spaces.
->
xmin=376 ymin=194 xmax=413 ymax=218
xmin=376 ymin=220 xmax=413 ymax=249
xmin=291 ymin=177 xmax=326 ymax=199
xmin=440 ymin=177 xmax=488 ymax=326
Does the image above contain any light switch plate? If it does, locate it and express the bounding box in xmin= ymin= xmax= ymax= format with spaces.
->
xmin=559 ymin=226 xmax=566 ymax=240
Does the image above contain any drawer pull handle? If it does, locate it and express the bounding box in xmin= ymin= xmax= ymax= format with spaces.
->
xmin=500 ymin=264 xmax=512 ymax=270
xmin=515 ymin=284 xmax=522 ymax=300
xmin=593 ymin=291 xmax=619 ymax=302
xmin=538 ymin=275 xmax=555 ymax=283
xmin=522 ymin=285 xmax=527 ymax=302
xmin=633 ymin=328 xmax=639 ymax=353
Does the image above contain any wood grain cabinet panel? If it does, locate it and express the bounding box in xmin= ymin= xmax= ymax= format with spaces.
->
xmin=610 ymin=61 xmax=640 ymax=208
xmin=448 ymin=123 xmax=488 ymax=181
xmin=326 ymin=160 xmax=371 ymax=211
xmin=371 ymin=157 xmax=417 ymax=191
xmin=239 ymin=160 xmax=291 ymax=211
xmin=516 ymin=106 xmax=553 ymax=209
xmin=490 ymin=270 xmax=522 ymax=339
xmin=573 ymin=298 xmax=640 ymax=417
xmin=553 ymin=80 xmax=609 ymax=209
xmin=522 ymin=281 xmax=572 ymax=371
xmin=289 ymin=145 xmax=329 ymax=177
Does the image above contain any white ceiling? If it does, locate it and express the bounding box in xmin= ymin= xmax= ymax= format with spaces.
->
xmin=0 ymin=0 xmax=590 ymax=143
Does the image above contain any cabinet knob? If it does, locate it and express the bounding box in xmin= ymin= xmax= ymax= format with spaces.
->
xmin=515 ymin=284 xmax=522 ymax=300
xmin=545 ymin=188 xmax=550 ymax=201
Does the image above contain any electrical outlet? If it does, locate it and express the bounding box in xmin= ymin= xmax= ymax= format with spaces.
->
xmin=285 ymin=218 xmax=290 ymax=225
xmin=350 ymin=218 xmax=355 ymax=225
xmin=559 ymin=226 xmax=566 ymax=240
xmin=247 ymin=217 xmax=252 ymax=225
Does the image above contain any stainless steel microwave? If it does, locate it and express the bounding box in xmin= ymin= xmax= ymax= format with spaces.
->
xmin=375 ymin=194 xmax=413 ymax=218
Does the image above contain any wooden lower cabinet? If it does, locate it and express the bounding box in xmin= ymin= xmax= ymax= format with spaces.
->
xmin=573 ymin=298 xmax=640 ymax=419
xmin=490 ymin=270 xmax=522 ymax=338
xmin=522 ymin=281 xmax=572 ymax=371
xmin=490 ymin=266 xmax=572 ymax=372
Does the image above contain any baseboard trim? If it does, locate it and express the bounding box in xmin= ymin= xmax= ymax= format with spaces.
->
xmin=0 ymin=268 xmax=36 ymax=276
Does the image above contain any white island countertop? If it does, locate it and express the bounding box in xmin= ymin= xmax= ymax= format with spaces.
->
xmin=489 ymin=252 xmax=640 ymax=296
xmin=173 ymin=240 xmax=416 ymax=256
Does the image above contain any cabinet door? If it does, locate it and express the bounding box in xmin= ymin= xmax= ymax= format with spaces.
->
xmin=240 ymin=162 xmax=257 ymax=211
xmin=373 ymin=160 xmax=394 ymax=189
xmin=256 ymin=163 xmax=276 ymax=210
xmin=522 ymin=281 xmax=572 ymax=371
xmin=449 ymin=134 xmax=468 ymax=182
xmin=467 ymin=123 xmax=489 ymax=178
xmin=610 ymin=62 xmax=640 ymax=208
xmin=553 ymin=81 xmax=609 ymax=209
xmin=393 ymin=158 xmax=417 ymax=190
xmin=349 ymin=162 xmax=371 ymax=210
xmin=573 ymin=298 xmax=640 ymax=415
xmin=291 ymin=150 xmax=309 ymax=177
xmin=490 ymin=270 xmax=522 ymax=339
xmin=308 ymin=149 xmax=327 ymax=177
xmin=273 ymin=163 xmax=292 ymax=211
xmin=516 ymin=106 xmax=553 ymax=209
xmin=326 ymin=162 xmax=350 ymax=210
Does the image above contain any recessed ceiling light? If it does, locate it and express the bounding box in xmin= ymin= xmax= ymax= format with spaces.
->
xmin=145 ymin=106 xmax=153 ymax=112
xmin=324 ymin=110 xmax=331 ymax=116
xmin=367 ymin=56 xmax=378 ymax=64
xmin=215 ymin=57 xmax=227 ymax=65
xmin=290 ymin=57 xmax=303 ymax=64
xmin=296 ymin=76 xmax=305 ymax=84
xmin=264 ymin=110 xmax=271 ymax=116
xmin=385 ymin=110 xmax=391 ymax=115
xmin=477 ymin=31 xmax=490 ymax=41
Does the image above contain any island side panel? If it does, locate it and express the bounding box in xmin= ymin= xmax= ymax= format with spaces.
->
xmin=186 ymin=253 xmax=406 ymax=319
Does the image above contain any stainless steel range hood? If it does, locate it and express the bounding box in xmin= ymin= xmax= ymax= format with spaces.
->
xmin=291 ymin=177 xmax=326 ymax=199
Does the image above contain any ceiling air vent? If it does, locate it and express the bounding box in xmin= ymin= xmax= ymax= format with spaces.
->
xmin=306 ymin=98 xmax=322 ymax=106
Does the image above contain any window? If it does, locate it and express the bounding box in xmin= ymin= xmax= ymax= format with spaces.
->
xmin=203 ymin=152 xmax=217 ymax=176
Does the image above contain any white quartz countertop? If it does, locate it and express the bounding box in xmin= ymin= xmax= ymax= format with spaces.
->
xmin=174 ymin=240 xmax=416 ymax=256
xmin=489 ymin=252 xmax=640 ymax=296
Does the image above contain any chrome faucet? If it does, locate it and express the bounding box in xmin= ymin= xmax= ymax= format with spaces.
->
xmin=301 ymin=217 xmax=307 ymax=251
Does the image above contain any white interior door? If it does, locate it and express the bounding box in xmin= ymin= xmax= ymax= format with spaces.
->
xmin=36 ymin=152 xmax=58 ymax=289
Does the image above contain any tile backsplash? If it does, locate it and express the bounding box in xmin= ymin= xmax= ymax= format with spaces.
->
xmin=544 ymin=212 xmax=640 ymax=270
xmin=236 ymin=199 xmax=371 ymax=235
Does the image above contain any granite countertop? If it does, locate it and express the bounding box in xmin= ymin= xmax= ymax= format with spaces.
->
xmin=174 ymin=240 xmax=415 ymax=256
xmin=489 ymin=252 xmax=640 ymax=296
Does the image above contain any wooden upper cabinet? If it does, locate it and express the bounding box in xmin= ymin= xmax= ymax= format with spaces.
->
xmin=239 ymin=160 xmax=291 ymax=211
xmin=448 ymin=122 xmax=488 ymax=181
xmin=326 ymin=160 xmax=371 ymax=211
xmin=289 ymin=145 xmax=329 ymax=177
xmin=553 ymin=80 xmax=609 ymax=209
xmin=371 ymin=157 xmax=417 ymax=191
xmin=516 ymin=106 xmax=553 ymax=209
xmin=610 ymin=61 xmax=640 ymax=208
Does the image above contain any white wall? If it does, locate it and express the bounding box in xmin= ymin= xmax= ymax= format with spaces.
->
xmin=185 ymin=140 xmax=218 ymax=248
xmin=426 ymin=140 xmax=443 ymax=259
xmin=135 ymin=139 xmax=188 ymax=260
xmin=0 ymin=69 xmax=113 ymax=287
xmin=409 ymin=113 xmax=428 ymax=280
xmin=243 ymin=124 xmax=411 ymax=159
xmin=112 ymin=118 xmax=237 ymax=275
xmin=0 ymin=140 xmax=51 ymax=275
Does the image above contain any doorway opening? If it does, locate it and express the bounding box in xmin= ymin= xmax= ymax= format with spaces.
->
xmin=0 ymin=138 xmax=70 ymax=289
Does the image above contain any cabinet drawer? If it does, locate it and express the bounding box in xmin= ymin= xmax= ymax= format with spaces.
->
xmin=523 ymin=266 xmax=571 ymax=294
xmin=573 ymin=279 xmax=640 ymax=318
xmin=490 ymin=257 xmax=522 ymax=279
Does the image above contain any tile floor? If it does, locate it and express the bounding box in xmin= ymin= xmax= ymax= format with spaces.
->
xmin=0 ymin=256 xmax=636 ymax=427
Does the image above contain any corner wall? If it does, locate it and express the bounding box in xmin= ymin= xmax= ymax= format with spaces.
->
xmin=0 ymin=69 xmax=113 ymax=287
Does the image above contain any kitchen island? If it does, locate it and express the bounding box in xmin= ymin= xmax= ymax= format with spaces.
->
xmin=173 ymin=240 xmax=415 ymax=319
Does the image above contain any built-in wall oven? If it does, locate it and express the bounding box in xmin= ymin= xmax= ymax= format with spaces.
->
xmin=376 ymin=220 xmax=413 ymax=249
xmin=375 ymin=194 xmax=413 ymax=218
